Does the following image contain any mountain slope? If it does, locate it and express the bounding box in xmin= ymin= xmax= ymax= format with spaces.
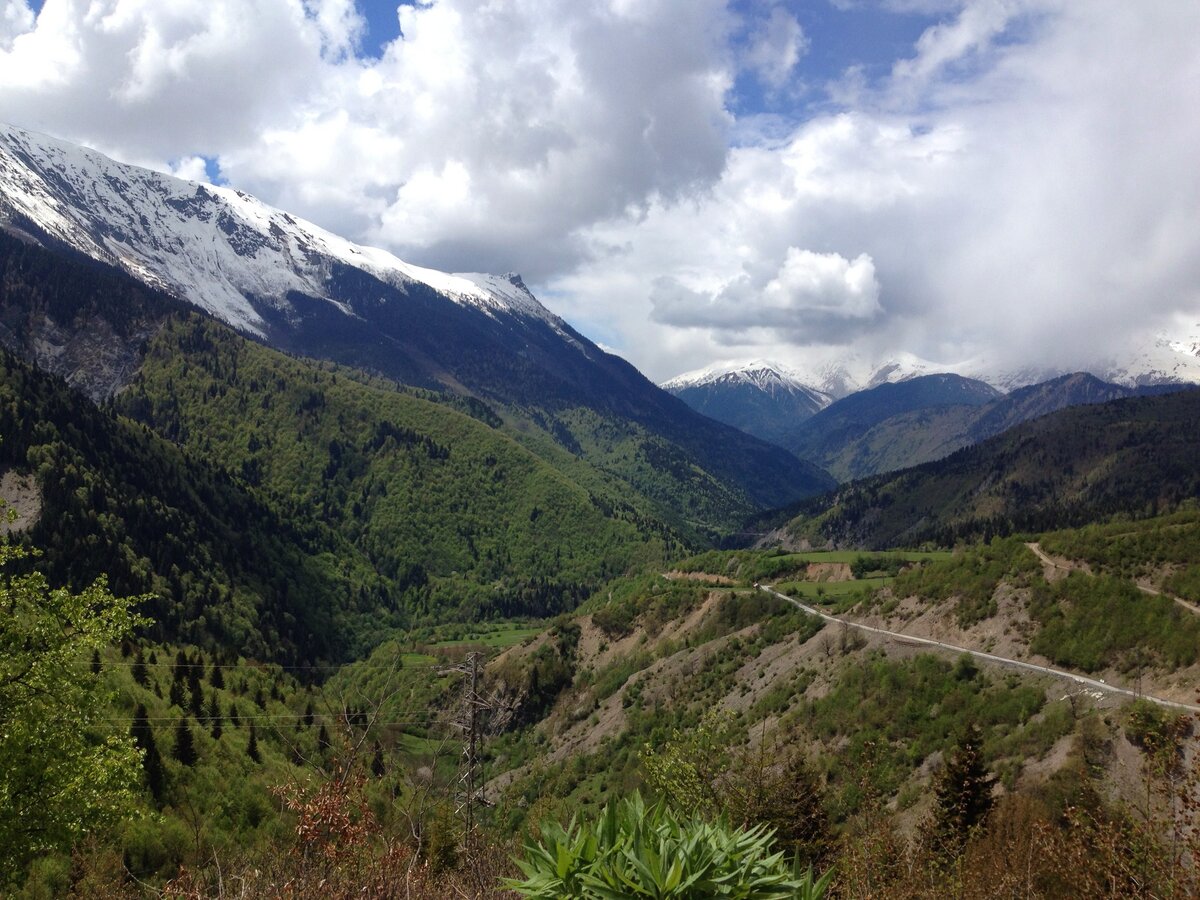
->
xmin=787 ymin=374 xmax=1001 ymax=472
xmin=814 ymin=373 xmax=1181 ymax=481
xmin=0 ymin=345 xmax=392 ymax=664
xmin=0 ymin=231 xmax=680 ymax=631
xmin=0 ymin=123 xmax=833 ymax=529
xmin=662 ymin=360 xmax=832 ymax=447
xmin=769 ymin=388 xmax=1200 ymax=549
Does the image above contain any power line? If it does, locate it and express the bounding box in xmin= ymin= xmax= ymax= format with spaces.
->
xmin=98 ymin=659 xmax=448 ymax=672
xmin=20 ymin=716 xmax=449 ymax=732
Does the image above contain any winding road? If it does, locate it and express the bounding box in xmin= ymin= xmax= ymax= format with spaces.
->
xmin=1026 ymin=541 xmax=1200 ymax=616
xmin=756 ymin=583 xmax=1200 ymax=714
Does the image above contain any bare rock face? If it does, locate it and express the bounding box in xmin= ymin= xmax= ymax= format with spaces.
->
xmin=0 ymin=310 xmax=161 ymax=403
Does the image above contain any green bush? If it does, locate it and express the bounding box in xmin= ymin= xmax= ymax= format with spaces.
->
xmin=1029 ymin=573 xmax=1200 ymax=672
xmin=506 ymin=792 xmax=831 ymax=898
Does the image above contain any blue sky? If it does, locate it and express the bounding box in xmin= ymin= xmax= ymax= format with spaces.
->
xmin=1 ymin=1 xmax=1198 ymax=382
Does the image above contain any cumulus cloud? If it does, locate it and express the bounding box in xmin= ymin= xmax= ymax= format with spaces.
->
xmin=555 ymin=0 xmax=1200 ymax=381
xmin=0 ymin=0 xmax=33 ymax=51
xmin=651 ymin=249 xmax=881 ymax=343
xmin=0 ymin=0 xmax=736 ymax=280
xmin=0 ymin=0 xmax=358 ymax=155
xmin=168 ymin=155 xmax=211 ymax=184
xmin=0 ymin=0 xmax=1198 ymax=384
xmin=743 ymin=6 xmax=807 ymax=88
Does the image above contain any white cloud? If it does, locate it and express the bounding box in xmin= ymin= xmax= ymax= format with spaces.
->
xmin=168 ymin=155 xmax=211 ymax=184
xmin=557 ymin=0 xmax=1200 ymax=381
xmin=0 ymin=0 xmax=33 ymax=51
xmin=0 ymin=0 xmax=1198 ymax=385
xmin=650 ymin=249 xmax=881 ymax=343
xmin=0 ymin=0 xmax=354 ymax=155
xmin=743 ymin=6 xmax=807 ymax=88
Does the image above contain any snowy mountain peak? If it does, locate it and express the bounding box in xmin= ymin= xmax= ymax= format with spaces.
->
xmin=662 ymin=359 xmax=829 ymax=402
xmin=0 ymin=122 xmax=563 ymax=337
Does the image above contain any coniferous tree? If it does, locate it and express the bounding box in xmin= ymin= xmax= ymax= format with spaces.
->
xmin=168 ymin=678 xmax=185 ymax=710
xmin=90 ymin=650 xmax=102 ymax=675
xmin=228 ymin=701 xmax=240 ymax=726
xmin=207 ymin=694 xmax=222 ymax=740
xmin=931 ymin=725 xmax=996 ymax=856
xmin=131 ymin=648 xmax=149 ymax=686
xmin=130 ymin=704 xmax=165 ymax=801
xmin=189 ymin=677 xmax=204 ymax=718
xmin=371 ymin=742 xmax=386 ymax=778
xmin=246 ymin=723 xmax=261 ymax=763
xmin=186 ymin=657 xmax=203 ymax=714
xmin=209 ymin=662 xmax=224 ymax=690
xmin=173 ymin=715 xmax=198 ymax=767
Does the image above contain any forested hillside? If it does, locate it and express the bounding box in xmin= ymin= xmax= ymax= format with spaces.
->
xmin=807 ymin=372 xmax=1181 ymax=482
xmin=767 ymin=388 xmax=1200 ymax=549
xmin=0 ymin=347 xmax=387 ymax=663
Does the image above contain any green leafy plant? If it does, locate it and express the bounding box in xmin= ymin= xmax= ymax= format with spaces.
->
xmin=506 ymin=792 xmax=831 ymax=898
xmin=0 ymin=541 xmax=147 ymax=879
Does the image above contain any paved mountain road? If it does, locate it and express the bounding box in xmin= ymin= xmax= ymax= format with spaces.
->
xmin=756 ymin=583 xmax=1200 ymax=714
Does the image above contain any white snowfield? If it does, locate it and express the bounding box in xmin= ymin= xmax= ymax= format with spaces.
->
xmin=0 ymin=122 xmax=563 ymax=337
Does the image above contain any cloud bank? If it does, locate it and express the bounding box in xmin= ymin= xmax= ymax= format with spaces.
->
xmin=1 ymin=0 xmax=1198 ymax=382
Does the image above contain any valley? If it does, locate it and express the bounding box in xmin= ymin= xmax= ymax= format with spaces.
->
xmin=0 ymin=124 xmax=1199 ymax=899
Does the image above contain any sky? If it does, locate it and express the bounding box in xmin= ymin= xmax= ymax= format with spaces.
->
xmin=1 ymin=0 xmax=1198 ymax=383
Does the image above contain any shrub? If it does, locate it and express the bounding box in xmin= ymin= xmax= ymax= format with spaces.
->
xmin=506 ymin=792 xmax=831 ymax=899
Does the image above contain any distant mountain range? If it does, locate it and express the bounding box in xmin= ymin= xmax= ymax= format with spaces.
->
xmin=664 ymin=335 xmax=1200 ymax=406
xmin=665 ymin=358 xmax=1200 ymax=480
xmin=0 ymin=123 xmax=833 ymax=534
xmin=760 ymin=386 xmax=1200 ymax=550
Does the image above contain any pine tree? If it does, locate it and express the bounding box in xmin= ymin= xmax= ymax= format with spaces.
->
xmin=757 ymin=753 xmax=830 ymax=866
xmin=246 ymin=723 xmax=261 ymax=763
xmin=131 ymin=648 xmax=149 ymax=686
xmin=207 ymin=694 xmax=222 ymax=740
xmin=189 ymin=677 xmax=204 ymax=718
xmin=931 ymin=725 xmax=996 ymax=856
xmin=168 ymin=678 xmax=185 ymax=710
xmin=209 ymin=662 xmax=224 ymax=690
xmin=130 ymin=704 xmax=165 ymax=801
xmin=173 ymin=716 xmax=198 ymax=767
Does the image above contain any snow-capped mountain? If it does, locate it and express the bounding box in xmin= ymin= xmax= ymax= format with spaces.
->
xmin=662 ymin=360 xmax=834 ymax=447
xmin=662 ymin=359 xmax=832 ymax=405
xmin=0 ymin=122 xmax=562 ymax=338
xmin=0 ymin=122 xmax=834 ymax=515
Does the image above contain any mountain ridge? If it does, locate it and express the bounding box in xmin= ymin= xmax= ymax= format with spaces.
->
xmin=0 ymin=123 xmax=834 ymax=530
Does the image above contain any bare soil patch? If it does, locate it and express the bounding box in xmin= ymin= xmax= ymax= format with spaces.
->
xmin=0 ymin=470 xmax=41 ymax=534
